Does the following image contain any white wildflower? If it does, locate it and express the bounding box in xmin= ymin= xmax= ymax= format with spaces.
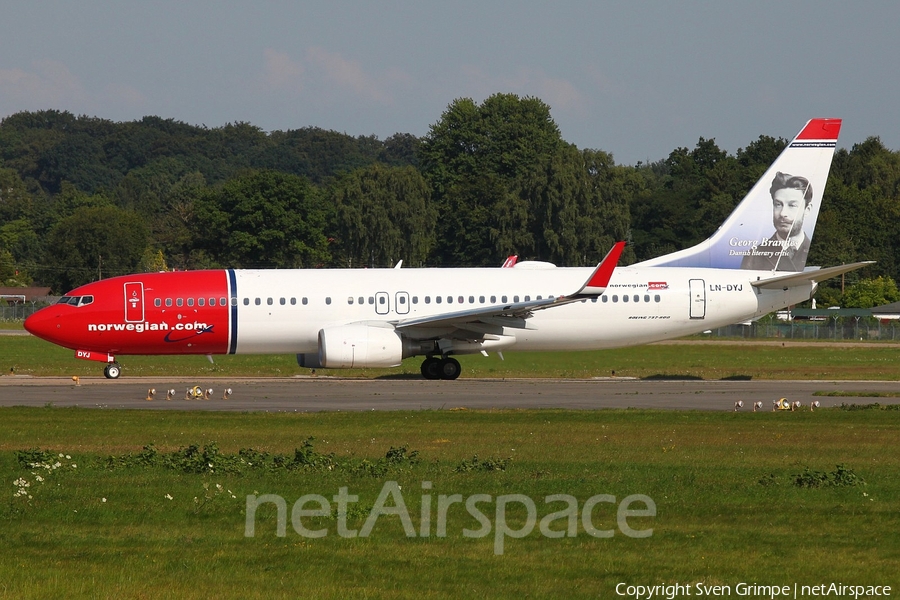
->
xmin=101 ymin=498 xmax=107 ymax=503
xmin=165 ymin=494 xmax=173 ymax=500
xmin=65 ymin=455 xmax=71 ymax=460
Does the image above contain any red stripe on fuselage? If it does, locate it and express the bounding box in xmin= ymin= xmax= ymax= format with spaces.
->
xmin=25 ymin=271 xmax=231 ymax=356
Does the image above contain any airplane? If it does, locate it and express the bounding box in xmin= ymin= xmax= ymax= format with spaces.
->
xmin=24 ymin=118 xmax=872 ymax=380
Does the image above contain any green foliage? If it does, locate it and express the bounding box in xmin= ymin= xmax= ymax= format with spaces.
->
xmin=793 ymin=464 xmax=864 ymax=488
xmin=191 ymin=170 xmax=330 ymax=268
xmin=39 ymin=204 xmax=149 ymax=291
xmin=330 ymin=164 xmax=436 ymax=267
xmin=100 ymin=439 xmax=420 ymax=478
xmin=839 ymin=402 xmax=900 ymax=411
xmin=841 ymin=276 xmax=900 ymax=308
xmin=454 ymin=454 xmax=511 ymax=472
xmin=2 ymin=105 xmax=899 ymax=290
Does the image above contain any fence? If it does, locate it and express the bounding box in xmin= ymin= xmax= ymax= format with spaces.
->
xmin=704 ymin=317 xmax=900 ymax=341
xmin=1 ymin=299 xmax=56 ymax=322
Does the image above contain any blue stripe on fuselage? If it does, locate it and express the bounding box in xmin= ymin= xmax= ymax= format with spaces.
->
xmin=228 ymin=269 xmax=238 ymax=354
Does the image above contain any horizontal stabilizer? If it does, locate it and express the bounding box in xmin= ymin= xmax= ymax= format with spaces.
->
xmin=750 ymin=262 xmax=874 ymax=289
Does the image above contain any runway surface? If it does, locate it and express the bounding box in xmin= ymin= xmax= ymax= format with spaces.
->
xmin=1 ymin=375 xmax=898 ymax=412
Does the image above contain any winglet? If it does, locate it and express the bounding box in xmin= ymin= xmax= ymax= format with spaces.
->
xmin=501 ymin=255 xmax=518 ymax=268
xmin=575 ymin=241 xmax=626 ymax=296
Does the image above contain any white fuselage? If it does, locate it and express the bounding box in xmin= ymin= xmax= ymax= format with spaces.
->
xmin=229 ymin=266 xmax=810 ymax=355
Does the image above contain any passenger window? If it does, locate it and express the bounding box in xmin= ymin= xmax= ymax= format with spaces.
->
xmin=378 ymin=296 xmax=385 ymax=305
xmin=219 ymin=298 xmax=226 ymax=306
xmin=655 ymin=295 xmax=661 ymax=303
xmin=230 ymin=297 xmax=237 ymax=307
xmin=591 ymin=297 xmax=598 ymax=303
xmin=166 ymin=298 xmax=173 ymax=307
xmin=447 ymin=296 xmax=453 ymax=304
xmin=513 ymin=295 xmax=519 ymax=302
xmin=537 ymin=295 xmax=542 ymax=300
xmin=634 ymin=295 xmax=639 ymax=303
xmin=348 ymin=297 xmax=354 ymax=305
xmin=436 ymin=297 xmax=442 ymax=304
xmin=267 ymin=298 xmax=273 ymax=305
xmin=326 ymin=297 xmax=332 ymax=305
xmin=644 ymin=295 xmax=650 ymax=303
xmin=243 ymin=298 xmax=249 ymax=306
xmin=400 ymin=296 xmax=406 ymax=305
xmin=255 ymin=298 xmax=261 ymax=306
xmin=623 ymin=295 xmax=629 ymax=303
xmin=368 ymin=297 xmax=375 ymax=305
xmin=479 ymin=296 xmax=485 ymax=303
xmin=198 ymin=298 xmax=205 ymax=307
xmin=358 ymin=297 xmax=364 ymax=305
xmin=154 ymin=298 xmax=161 ymax=307
xmin=491 ymin=296 xmax=497 ymax=303
xmin=612 ymin=295 xmax=618 ymax=303
xmin=176 ymin=298 xmax=184 ymax=307
xmin=302 ymin=298 xmax=308 ymax=305
xmin=412 ymin=296 xmax=418 ymax=304
xmin=602 ymin=296 xmax=608 ymax=303
xmin=187 ymin=298 xmax=194 ymax=307
xmin=501 ymin=296 xmax=508 ymax=303
xmin=425 ymin=296 xmax=431 ymax=304
xmin=524 ymin=296 xmax=530 ymax=302
xmin=291 ymin=298 xmax=297 ymax=305
xmin=280 ymin=298 xmax=286 ymax=305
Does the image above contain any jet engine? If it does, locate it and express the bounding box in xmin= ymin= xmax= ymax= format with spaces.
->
xmin=315 ymin=324 xmax=405 ymax=368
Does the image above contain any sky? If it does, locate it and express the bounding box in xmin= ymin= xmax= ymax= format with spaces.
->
xmin=1 ymin=1 xmax=898 ymax=165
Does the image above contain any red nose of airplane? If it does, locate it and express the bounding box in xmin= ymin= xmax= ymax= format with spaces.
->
xmin=24 ymin=306 xmax=64 ymax=346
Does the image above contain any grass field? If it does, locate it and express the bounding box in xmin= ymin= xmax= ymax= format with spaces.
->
xmin=3 ymin=332 xmax=899 ymax=597
xmin=5 ymin=332 xmax=900 ymax=380
xmin=1 ymin=406 xmax=898 ymax=598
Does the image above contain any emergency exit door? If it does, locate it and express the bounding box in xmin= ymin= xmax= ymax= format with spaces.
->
xmin=689 ymin=279 xmax=706 ymax=319
xmin=124 ymin=282 xmax=145 ymax=322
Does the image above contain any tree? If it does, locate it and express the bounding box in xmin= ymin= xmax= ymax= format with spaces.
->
xmin=39 ymin=205 xmax=149 ymax=292
xmin=192 ymin=170 xmax=330 ymax=268
xmin=842 ymin=276 xmax=900 ymax=309
xmin=420 ymin=94 xmax=623 ymax=266
xmin=330 ymin=164 xmax=435 ymax=267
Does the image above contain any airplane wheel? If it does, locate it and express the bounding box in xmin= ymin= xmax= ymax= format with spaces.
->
xmin=439 ymin=357 xmax=461 ymax=380
xmin=421 ymin=357 xmax=441 ymax=380
xmin=104 ymin=363 xmax=121 ymax=379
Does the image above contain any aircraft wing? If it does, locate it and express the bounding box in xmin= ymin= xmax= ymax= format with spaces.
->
xmin=394 ymin=242 xmax=625 ymax=332
xmin=750 ymin=261 xmax=874 ymax=290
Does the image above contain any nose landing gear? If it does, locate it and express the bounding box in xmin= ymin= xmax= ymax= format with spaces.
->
xmin=420 ymin=356 xmax=461 ymax=380
xmin=103 ymin=363 xmax=122 ymax=379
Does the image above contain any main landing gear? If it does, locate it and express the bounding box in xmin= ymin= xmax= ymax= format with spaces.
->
xmin=103 ymin=363 xmax=122 ymax=379
xmin=420 ymin=356 xmax=461 ymax=380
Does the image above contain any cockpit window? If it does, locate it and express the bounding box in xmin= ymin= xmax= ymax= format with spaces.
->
xmin=56 ymin=296 xmax=93 ymax=307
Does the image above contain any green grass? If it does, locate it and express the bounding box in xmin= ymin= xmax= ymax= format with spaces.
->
xmin=1 ymin=406 xmax=898 ymax=598
xmin=4 ymin=333 xmax=900 ymax=379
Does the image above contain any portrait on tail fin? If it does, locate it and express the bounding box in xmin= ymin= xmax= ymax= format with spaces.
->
xmin=740 ymin=171 xmax=813 ymax=271
xmin=635 ymin=118 xmax=841 ymax=271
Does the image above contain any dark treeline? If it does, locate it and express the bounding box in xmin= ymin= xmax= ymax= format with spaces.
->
xmin=2 ymin=95 xmax=899 ymax=307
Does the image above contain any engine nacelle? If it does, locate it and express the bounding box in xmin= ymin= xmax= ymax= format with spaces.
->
xmin=317 ymin=324 xmax=404 ymax=368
